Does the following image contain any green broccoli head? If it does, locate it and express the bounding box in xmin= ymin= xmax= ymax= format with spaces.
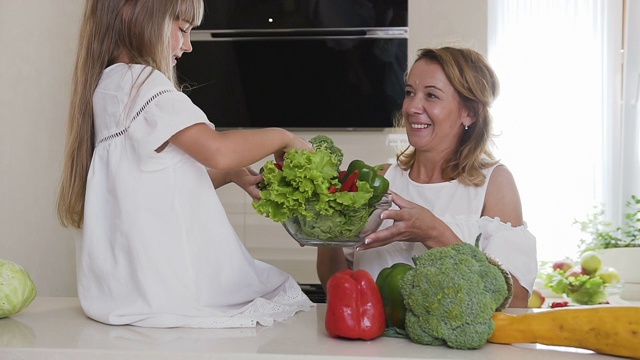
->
xmin=309 ymin=135 xmax=344 ymax=168
xmin=400 ymin=242 xmax=511 ymax=350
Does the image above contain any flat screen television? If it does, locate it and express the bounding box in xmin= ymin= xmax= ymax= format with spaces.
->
xmin=175 ymin=0 xmax=408 ymax=130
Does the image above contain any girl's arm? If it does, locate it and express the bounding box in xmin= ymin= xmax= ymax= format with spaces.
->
xmin=168 ymin=123 xmax=311 ymax=171
xmin=207 ymin=167 xmax=262 ymax=200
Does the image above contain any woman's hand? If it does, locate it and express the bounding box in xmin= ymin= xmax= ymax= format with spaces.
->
xmin=357 ymin=191 xmax=462 ymax=251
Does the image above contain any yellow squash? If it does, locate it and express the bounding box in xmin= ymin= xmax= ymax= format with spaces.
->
xmin=489 ymin=306 xmax=640 ymax=359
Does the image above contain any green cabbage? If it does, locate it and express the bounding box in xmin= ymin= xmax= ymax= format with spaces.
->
xmin=0 ymin=259 xmax=37 ymax=318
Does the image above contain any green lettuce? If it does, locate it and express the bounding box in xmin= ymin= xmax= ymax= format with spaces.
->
xmin=1 ymin=259 xmax=37 ymax=318
xmin=253 ymin=148 xmax=376 ymax=240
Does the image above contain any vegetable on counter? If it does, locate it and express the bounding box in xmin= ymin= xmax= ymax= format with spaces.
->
xmin=489 ymin=306 xmax=640 ymax=359
xmin=376 ymin=262 xmax=413 ymax=330
xmin=253 ymin=135 xmax=389 ymax=241
xmin=325 ymin=269 xmax=387 ymax=340
xmin=399 ymin=241 xmax=513 ymax=350
xmin=0 ymin=259 xmax=37 ymax=318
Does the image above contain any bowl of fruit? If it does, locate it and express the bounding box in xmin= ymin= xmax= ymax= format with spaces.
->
xmin=543 ymin=251 xmax=622 ymax=306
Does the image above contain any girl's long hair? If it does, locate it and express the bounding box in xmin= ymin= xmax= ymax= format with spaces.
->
xmin=396 ymin=47 xmax=500 ymax=186
xmin=57 ymin=0 xmax=203 ymax=228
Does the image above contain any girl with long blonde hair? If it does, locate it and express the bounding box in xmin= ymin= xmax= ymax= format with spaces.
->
xmin=57 ymin=0 xmax=313 ymax=328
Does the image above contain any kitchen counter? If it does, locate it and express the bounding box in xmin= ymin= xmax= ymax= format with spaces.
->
xmin=0 ymin=297 xmax=634 ymax=360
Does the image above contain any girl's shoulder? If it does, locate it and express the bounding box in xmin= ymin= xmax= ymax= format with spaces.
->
xmin=130 ymin=64 xmax=175 ymax=90
xmin=102 ymin=64 xmax=175 ymax=92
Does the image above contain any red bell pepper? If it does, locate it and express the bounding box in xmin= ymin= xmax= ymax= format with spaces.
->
xmin=325 ymin=269 xmax=386 ymax=340
xmin=340 ymin=170 xmax=359 ymax=192
xmin=338 ymin=170 xmax=347 ymax=182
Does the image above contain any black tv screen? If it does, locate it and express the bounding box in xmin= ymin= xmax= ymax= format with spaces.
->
xmin=175 ymin=0 xmax=408 ymax=130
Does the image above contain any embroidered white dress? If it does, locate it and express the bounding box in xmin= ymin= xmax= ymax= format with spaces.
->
xmin=79 ymin=64 xmax=313 ymax=328
xmin=346 ymin=163 xmax=538 ymax=293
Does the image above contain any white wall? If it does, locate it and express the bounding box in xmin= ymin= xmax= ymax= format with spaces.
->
xmin=0 ymin=0 xmax=488 ymax=296
xmin=408 ymin=0 xmax=488 ymax=56
xmin=0 ymin=0 xmax=84 ymax=296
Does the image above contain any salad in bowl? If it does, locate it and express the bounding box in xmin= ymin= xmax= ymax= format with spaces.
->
xmin=253 ymin=135 xmax=390 ymax=247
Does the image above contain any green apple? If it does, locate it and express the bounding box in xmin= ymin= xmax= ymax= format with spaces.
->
xmin=597 ymin=266 xmax=621 ymax=285
xmin=580 ymin=251 xmax=602 ymax=275
xmin=527 ymin=289 xmax=545 ymax=308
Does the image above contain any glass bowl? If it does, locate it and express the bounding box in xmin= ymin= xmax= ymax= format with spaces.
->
xmin=282 ymin=194 xmax=392 ymax=247
xmin=560 ymin=282 xmax=625 ymax=306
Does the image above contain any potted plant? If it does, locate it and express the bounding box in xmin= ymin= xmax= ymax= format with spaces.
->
xmin=574 ymin=195 xmax=640 ymax=300
xmin=575 ymin=194 xmax=640 ymax=251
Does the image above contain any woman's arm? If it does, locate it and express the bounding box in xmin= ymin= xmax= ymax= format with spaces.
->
xmin=482 ymin=165 xmax=524 ymax=227
xmin=316 ymin=248 xmax=350 ymax=290
xmin=483 ymin=165 xmax=530 ymax=307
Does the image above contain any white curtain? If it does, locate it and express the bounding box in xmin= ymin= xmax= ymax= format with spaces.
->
xmin=621 ymin=1 xmax=640 ymax=216
xmin=487 ymin=0 xmax=623 ymax=260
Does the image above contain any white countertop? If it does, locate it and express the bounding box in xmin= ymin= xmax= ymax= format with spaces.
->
xmin=0 ymin=297 xmax=632 ymax=360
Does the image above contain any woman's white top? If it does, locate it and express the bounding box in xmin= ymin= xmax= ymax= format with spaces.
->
xmin=346 ymin=163 xmax=538 ymax=294
xmin=80 ymin=64 xmax=313 ymax=328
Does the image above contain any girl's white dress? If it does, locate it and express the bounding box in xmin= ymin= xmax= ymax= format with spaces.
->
xmin=79 ymin=63 xmax=313 ymax=328
xmin=346 ymin=163 xmax=538 ymax=294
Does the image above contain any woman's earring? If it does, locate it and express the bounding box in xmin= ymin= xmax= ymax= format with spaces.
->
xmin=464 ymin=124 xmax=469 ymax=130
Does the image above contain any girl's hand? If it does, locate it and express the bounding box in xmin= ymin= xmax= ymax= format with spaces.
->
xmin=274 ymin=134 xmax=313 ymax=165
xmin=357 ymin=191 xmax=462 ymax=251
xmin=229 ymin=167 xmax=262 ymax=201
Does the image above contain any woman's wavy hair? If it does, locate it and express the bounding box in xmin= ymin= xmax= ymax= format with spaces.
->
xmin=395 ymin=47 xmax=500 ymax=186
xmin=57 ymin=0 xmax=204 ymax=228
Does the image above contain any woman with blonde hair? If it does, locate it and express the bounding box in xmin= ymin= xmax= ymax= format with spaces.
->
xmin=317 ymin=47 xmax=537 ymax=307
xmin=57 ymin=0 xmax=313 ymax=328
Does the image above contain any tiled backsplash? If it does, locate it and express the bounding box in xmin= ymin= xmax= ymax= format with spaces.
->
xmin=217 ymin=130 xmax=407 ymax=283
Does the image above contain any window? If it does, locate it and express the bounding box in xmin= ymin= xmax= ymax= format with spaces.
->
xmin=487 ymin=0 xmax=624 ymax=261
